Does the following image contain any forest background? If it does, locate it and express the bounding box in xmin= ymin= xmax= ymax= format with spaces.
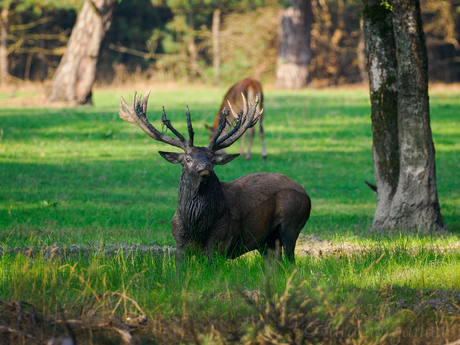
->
xmin=1 ymin=0 xmax=460 ymax=89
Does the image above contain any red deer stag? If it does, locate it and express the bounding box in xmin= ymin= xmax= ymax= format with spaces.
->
xmin=119 ymin=91 xmax=310 ymax=262
xmin=206 ymin=78 xmax=267 ymax=161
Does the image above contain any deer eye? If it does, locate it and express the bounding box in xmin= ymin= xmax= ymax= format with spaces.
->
xmin=185 ymin=157 xmax=192 ymax=163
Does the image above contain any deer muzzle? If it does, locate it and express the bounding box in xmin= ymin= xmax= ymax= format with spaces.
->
xmin=196 ymin=162 xmax=213 ymax=176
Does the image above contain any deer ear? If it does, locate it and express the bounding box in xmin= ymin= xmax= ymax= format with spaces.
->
xmin=159 ymin=151 xmax=183 ymax=164
xmin=205 ymin=124 xmax=216 ymax=135
xmin=214 ymin=153 xmax=240 ymax=165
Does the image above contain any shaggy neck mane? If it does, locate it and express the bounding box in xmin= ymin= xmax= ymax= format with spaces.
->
xmin=177 ymin=169 xmax=227 ymax=242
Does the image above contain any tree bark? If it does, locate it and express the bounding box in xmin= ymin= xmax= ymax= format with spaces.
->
xmin=187 ymin=12 xmax=198 ymax=82
xmin=361 ymin=0 xmax=400 ymax=230
xmin=212 ymin=8 xmax=220 ymax=86
xmin=361 ymin=0 xmax=445 ymax=232
xmin=357 ymin=18 xmax=367 ymax=83
xmin=388 ymin=0 xmax=445 ymax=231
xmin=47 ymin=0 xmax=117 ymax=105
xmin=0 ymin=6 xmax=8 ymax=85
xmin=275 ymin=0 xmax=312 ymax=89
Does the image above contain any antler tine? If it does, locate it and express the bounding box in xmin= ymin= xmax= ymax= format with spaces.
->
xmin=119 ymin=90 xmax=187 ymax=150
xmin=241 ymin=92 xmax=248 ymax=118
xmin=226 ymin=98 xmax=245 ymax=124
xmin=210 ymin=94 xmax=262 ymax=152
xmin=208 ymin=108 xmax=229 ymax=151
xmin=161 ymin=106 xmax=189 ymax=147
xmin=186 ymin=105 xmax=194 ymax=147
xmin=213 ymin=110 xmax=244 ymax=146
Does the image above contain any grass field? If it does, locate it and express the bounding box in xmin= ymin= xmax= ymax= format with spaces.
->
xmin=1 ymin=86 xmax=460 ymax=343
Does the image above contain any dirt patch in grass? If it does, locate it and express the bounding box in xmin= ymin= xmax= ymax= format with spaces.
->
xmin=1 ymin=234 xmax=459 ymax=259
xmin=295 ymin=233 xmax=366 ymax=256
xmin=0 ymin=243 xmax=173 ymax=259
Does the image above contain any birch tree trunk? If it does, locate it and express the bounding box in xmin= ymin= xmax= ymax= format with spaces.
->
xmin=0 ymin=6 xmax=8 ymax=85
xmin=361 ymin=0 xmax=445 ymax=232
xmin=47 ymin=0 xmax=117 ymax=105
xmin=275 ymin=0 xmax=312 ymax=89
xmin=212 ymin=8 xmax=220 ymax=86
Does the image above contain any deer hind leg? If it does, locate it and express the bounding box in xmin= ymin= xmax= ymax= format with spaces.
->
xmin=239 ymin=132 xmax=246 ymax=156
xmin=245 ymin=127 xmax=255 ymax=160
xmin=259 ymin=118 xmax=267 ymax=161
xmin=279 ymin=226 xmax=298 ymax=263
xmin=277 ymin=191 xmax=310 ymax=263
xmin=260 ymin=229 xmax=282 ymax=262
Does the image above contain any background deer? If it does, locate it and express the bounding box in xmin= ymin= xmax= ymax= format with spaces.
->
xmin=119 ymin=91 xmax=310 ymax=262
xmin=206 ymin=78 xmax=267 ymax=161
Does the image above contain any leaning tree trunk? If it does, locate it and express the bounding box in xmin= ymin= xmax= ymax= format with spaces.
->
xmin=47 ymin=0 xmax=117 ymax=105
xmin=361 ymin=0 xmax=400 ymax=230
xmin=387 ymin=0 xmax=445 ymax=231
xmin=275 ymin=0 xmax=312 ymax=89
xmin=0 ymin=6 xmax=8 ymax=85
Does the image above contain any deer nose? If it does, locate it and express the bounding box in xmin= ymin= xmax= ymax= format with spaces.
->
xmin=197 ymin=162 xmax=213 ymax=175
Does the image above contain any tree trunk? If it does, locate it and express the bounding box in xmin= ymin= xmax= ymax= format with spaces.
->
xmin=387 ymin=0 xmax=445 ymax=231
xmin=187 ymin=12 xmax=198 ymax=82
xmin=0 ymin=6 xmax=8 ymax=85
xmin=47 ymin=0 xmax=117 ymax=105
xmin=361 ymin=0 xmax=400 ymax=230
xmin=357 ymin=18 xmax=367 ymax=83
xmin=212 ymin=8 xmax=220 ymax=86
xmin=275 ymin=0 xmax=312 ymax=89
xmin=361 ymin=0 xmax=445 ymax=232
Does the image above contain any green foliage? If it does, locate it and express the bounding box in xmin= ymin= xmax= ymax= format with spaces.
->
xmin=14 ymin=0 xmax=82 ymax=14
xmin=217 ymin=6 xmax=279 ymax=84
xmin=103 ymin=0 xmax=173 ymax=69
xmin=380 ymin=1 xmax=392 ymax=11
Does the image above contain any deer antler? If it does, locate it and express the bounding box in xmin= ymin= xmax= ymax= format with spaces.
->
xmin=208 ymin=93 xmax=262 ymax=152
xmin=119 ymin=90 xmax=194 ymax=150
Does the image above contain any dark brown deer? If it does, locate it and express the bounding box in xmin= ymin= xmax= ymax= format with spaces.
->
xmin=206 ymin=78 xmax=267 ymax=161
xmin=119 ymin=91 xmax=310 ymax=262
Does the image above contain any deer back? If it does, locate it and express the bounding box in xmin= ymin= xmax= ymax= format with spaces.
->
xmin=221 ymin=173 xmax=310 ymax=255
xmin=211 ymin=78 xmax=264 ymax=130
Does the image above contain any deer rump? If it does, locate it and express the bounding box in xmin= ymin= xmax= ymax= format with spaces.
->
xmin=119 ymin=90 xmax=311 ymax=262
xmin=172 ymin=172 xmax=311 ymax=260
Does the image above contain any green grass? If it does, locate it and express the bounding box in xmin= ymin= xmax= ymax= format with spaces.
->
xmin=1 ymin=241 xmax=460 ymax=343
xmin=1 ymin=87 xmax=460 ymax=343
xmin=1 ymin=88 xmax=459 ymax=246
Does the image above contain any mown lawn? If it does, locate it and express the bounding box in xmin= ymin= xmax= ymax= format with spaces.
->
xmin=0 ymin=86 xmax=459 ymax=344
